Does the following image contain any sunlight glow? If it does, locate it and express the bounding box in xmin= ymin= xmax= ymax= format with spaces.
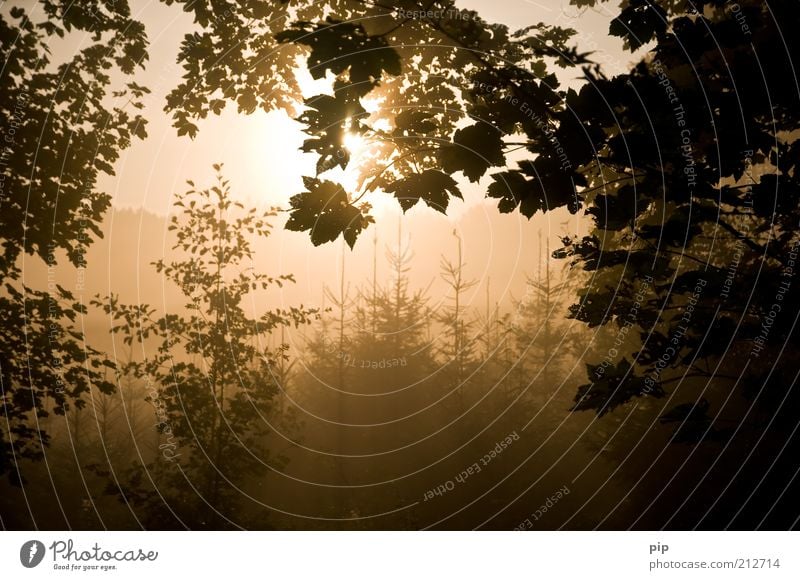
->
xmin=343 ymin=128 xmax=368 ymax=162
xmin=334 ymin=121 xmax=398 ymax=217
xmin=284 ymin=64 xmax=398 ymax=216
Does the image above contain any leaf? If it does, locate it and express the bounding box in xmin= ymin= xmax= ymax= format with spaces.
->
xmin=488 ymin=158 xmax=584 ymax=218
xmin=299 ymin=92 xmax=367 ymax=173
xmin=609 ymin=0 xmax=668 ymax=51
xmin=276 ymin=18 xmax=400 ymax=93
xmin=393 ymin=110 xmax=437 ymax=136
xmin=285 ymin=178 xmax=372 ymax=247
xmin=439 ymin=123 xmax=505 ymax=182
xmin=237 ymin=89 xmax=258 ymax=113
xmin=586 ymin=185 xmax=639 ymax=231
xmin=572 ymin=359 xmax=657 ymax=416
xmin=210 ymin=99 xmax=226 ymax=114
xmin=636 ymin=207 xmax=702 ymax=246
xmin=383 ymin=170 xmax=462 ymax=213
xmin=176 ymin=120 xmax=199 ymax=139
xmin=132 ymin=121 xmax=148 ymax=140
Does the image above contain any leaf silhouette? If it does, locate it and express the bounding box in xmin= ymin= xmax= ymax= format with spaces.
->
xmin=285 ymin=178 xmax=372 ymax=248
xmin=384 ymin=170 xmax=462 ymax=213
xmin=439 ymin=123 xmax=506 ymax=182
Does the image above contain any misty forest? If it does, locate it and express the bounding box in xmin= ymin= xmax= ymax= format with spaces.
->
xmin=1 ymin=0 xmax=800 ymax=530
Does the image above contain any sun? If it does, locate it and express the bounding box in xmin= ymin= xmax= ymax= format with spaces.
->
xmin=333 ymin=126 xmax=399 ymax=217
xmin=343 ymin=129 xmax=368 ymax=162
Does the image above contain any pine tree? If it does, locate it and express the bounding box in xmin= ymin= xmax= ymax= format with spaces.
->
xmin=436 ymin=230 xmax=479 ymax=419
xmin=503 ymin=233 xmax=579 ymax=425
xmin=292 ymin=221 xmax=441 ymax=526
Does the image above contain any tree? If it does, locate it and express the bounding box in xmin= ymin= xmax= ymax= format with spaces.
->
xmin=158 ymin=0 xmax=587 ymax=246
xmin=291 ymin=222 xmax=451 ymax=526
xmin=7 ymin=0 xmax=800 ymax=528
xmin=552 ymin=0 xmax=800 ymax=428
xmin=157 ymin=0 xmax=800 ymax=526
xmin=95 ymin=167 xmax=316 ymax=528
xmin=436 ymin=230 xmax=479 ymax=418
xmin=182 ymin=0 xmax=799 ymax=446
xmin=503 ymin=234 xmax=579 ymax=416
xmin=0 ymin=0 xmax=149 ymax=482
xmin=550 ymin=0 xmax=800 ymax=527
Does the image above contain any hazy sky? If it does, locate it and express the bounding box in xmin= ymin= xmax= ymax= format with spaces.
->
xmin=88 ymin=0 xmax=628 ymax=215
xmin=30 ymin=1 xmax=631 ymax=314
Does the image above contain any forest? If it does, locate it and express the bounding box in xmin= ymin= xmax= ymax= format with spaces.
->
xmin=1 ymin=0 xmax=799 ymax=530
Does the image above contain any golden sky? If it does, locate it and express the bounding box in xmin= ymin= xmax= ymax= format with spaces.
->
xmin=85 ymin=0 xmax=627 ymax=215
xmin=25 ymin=1 xmax=631 ymax=313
